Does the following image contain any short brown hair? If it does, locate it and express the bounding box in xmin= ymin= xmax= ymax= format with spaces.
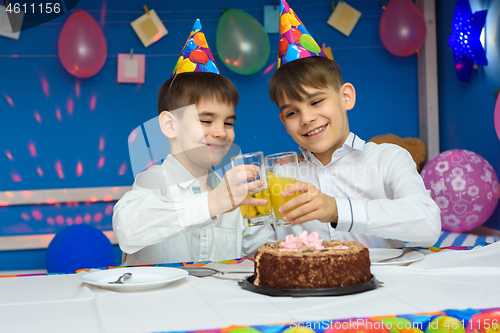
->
xmin=157 ymin=72 xmax=239 ymax=114
xmin=269 ymin=57 xmax=344 ymax=106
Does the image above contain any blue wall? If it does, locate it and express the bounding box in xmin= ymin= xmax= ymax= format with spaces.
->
xmin=0 ymin=0 xmax=498 ymax=270
xmin=436 ymin=0 xmax=500 ymax=230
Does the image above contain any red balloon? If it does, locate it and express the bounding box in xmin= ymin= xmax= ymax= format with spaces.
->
xmin=278 ymin=38 xmax=289 ymax=58
xmin=189 ymin=48 xmax=209 ymax=65
xmin=379 ymin=0 xmax=426 ymax=57
xmin=58 ymin=9 xmax=107 ymax=78
xmin=290 ymin=28 xmax=302 ymax=42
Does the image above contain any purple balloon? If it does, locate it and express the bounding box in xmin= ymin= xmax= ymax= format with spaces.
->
xmin=379 ymin=0 xmax=426 ymax=57
xmin=421 ymin=150 xmax=499 ymax=233
xmin=58 ymin=10 xmax=107 ymax=78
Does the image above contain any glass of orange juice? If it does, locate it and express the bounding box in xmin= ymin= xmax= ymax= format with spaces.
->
xmin=264 ymin=152 xmax=301 ymax=226
xmin=231 ymin=151 xmax=274 ymax=226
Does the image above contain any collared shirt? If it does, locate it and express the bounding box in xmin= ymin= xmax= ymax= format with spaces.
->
xmin=275 ymin=133 xmax=441 ymax=248
xmin=113 ymin=154 xmax=276 ymax=265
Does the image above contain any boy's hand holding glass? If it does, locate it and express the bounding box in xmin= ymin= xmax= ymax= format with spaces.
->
xmin=278 ymin=182 xmax=338 ymax=225
xmin=208 ymin=163 xmax=267 ymax=218
xmin=230 ymin=152 xmax=274 ymax=226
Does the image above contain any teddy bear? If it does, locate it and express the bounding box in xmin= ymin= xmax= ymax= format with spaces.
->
xmin=368 ymin=134 xmax=426 ymax=172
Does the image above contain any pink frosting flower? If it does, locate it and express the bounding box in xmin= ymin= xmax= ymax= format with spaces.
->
xmin=281 ymin=231 xmax=324 ymax=250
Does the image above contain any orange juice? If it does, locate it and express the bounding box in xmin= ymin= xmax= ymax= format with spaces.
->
xmin=240 ymin=188 xmax=273 ymax=221
xmin=267 ymin=172 xmax=301 ymax=221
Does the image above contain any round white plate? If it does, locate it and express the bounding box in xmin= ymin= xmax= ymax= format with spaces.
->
xmin=81 ymin=267 xmax=188 ymax=291
xmin=369 ymin=249 xmax=424 ymax=266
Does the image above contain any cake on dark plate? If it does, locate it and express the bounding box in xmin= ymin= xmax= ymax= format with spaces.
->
xmin=253 ymin=231 xmax=371 ymax=289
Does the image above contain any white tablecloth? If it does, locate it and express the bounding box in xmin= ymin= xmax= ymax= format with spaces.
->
xmin=1 ymin=242 xmax=500 ymax=333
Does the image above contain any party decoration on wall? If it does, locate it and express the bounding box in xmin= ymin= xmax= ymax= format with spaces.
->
xmin=264 ymin=4 xmax=280 ymax=34
xmin=327 ymin=1 xmax=361 ymax=37
xmin=447 ymin=0 xmax=487 ymax=82
xmin=277 ymin=0 xmax=326 ymax=69
xmin=46 ymin=225 xmax=115 ymax=273
xmin=172 ymin=19 xmax=219 ymax=76
xmin=421 ymin=149 xmax=499 ymax=233
xmin=0 ymin=4 xmax=24 ymax=40
xmin=58 ymin=9 xmax=107 ymax=78
xmin=495 ymin=93 xmax=500 ymax=142
xmin=216 ymin=9 xmax=270 ymax=75
xmin=130 ymin=6 xmax=168 ymax=48
xmin=379 ymin=0 xmax=426 ymax=57
xmin=322 ymin=43 xmax=334 ymax=60
xmin=117 ymin=50 xmax=145 ymax=84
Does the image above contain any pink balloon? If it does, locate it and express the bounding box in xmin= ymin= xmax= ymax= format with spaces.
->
xmin=421 ymin=150 xmax=499 ymax=233
xmin=495 ymin=95 xmax=500 ymax=142
xmin=58 ymin=10 xmax=107 ymax=78
xmin=379 ymin=0 xmax=426 ymax=57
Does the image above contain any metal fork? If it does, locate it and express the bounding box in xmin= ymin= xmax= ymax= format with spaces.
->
xmin=377 ymin=247 xmax=419 ymax=263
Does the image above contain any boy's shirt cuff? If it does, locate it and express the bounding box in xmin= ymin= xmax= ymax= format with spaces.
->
xmin=332 ymin=197 xmax=368 ymax=234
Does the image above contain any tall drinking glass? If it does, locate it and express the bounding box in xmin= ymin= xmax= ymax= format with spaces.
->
xmin=265 ymin=152 xmax=301 ymax=226
xmin=231 ymin=151 xmax=274 ymax=226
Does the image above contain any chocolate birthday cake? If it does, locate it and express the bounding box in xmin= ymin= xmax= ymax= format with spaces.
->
xmin=253 ymin=231 xmax=371 ymax=289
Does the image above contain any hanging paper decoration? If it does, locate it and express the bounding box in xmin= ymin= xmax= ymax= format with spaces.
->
xmin=277 ymin=0 xmax=326 ymax=69
xmin=327 ymin=1 xmax=361 ymax=37
xmin=263 ymin=5 xmax=280 ymax=34
xmin=0 ymin=4 xmax=24 ymax=40
xmin=117 ymin=50 xmax=145 ymax=84
xmin=321 ymin=43 xmax=334 ymax=60
xmin=447 ymin=0 xmax=487 ymax=82
xmin=171 ymin=19 xmax=219 ymax=76
xmin=58 ymin=9 xmax=107 ymax=78
xmin=130 ymin=6 xmax=168 ymax=48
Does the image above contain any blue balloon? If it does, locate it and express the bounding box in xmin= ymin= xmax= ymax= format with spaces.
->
xmin=182 ymin=39 xmax=197 ymax=57
xmin=285 ymin=44 xmax=300 ymax=62
xmin=298 ymin=25 xmax=310 ymax=35
xmin=46 ymin=225 xmax=116 ymax=273
xmin=204 ymin=60 xmax=218 ymax=73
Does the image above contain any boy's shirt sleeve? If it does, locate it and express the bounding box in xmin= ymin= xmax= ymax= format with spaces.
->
xmin=333 ymin=148 xmax=441 ymax=247
xmin=241 ymin=222 xmax=277 ymax=258
xmin=112 ymin=166 xmax=216 ymax=254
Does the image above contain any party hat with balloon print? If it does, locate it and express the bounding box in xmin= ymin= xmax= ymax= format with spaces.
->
xmin=171 ymin=19 xmax=219 ymax=77
xmin=277 ymin=0 xmax=326 ymax=69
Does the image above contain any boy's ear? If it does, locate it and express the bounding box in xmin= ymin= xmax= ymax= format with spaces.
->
xmin=341 ymin=83 xmax=356 ymax=111
xmin=159 ymin=111 xmax=176 ymax=139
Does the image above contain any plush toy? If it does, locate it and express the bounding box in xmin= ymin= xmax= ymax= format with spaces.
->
xmin=368 ymin=134 xmax=426 ymax=172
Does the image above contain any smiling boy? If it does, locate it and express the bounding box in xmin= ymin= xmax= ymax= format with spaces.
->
xmin=113 ymin=20 xmax=275 ymax=265
xmin=268 ymin=1 xmax=441 ymax=248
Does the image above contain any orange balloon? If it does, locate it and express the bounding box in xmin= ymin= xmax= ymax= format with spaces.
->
xmin=288 ymin=10 xmax=300 ymax=27
xmin=193 ymin=32 xmax=208 ymax=48
xmin=280 ymin=14 xmax=291 ymax=34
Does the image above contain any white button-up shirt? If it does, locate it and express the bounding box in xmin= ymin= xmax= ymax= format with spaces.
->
xmin=275 ymin=133 xmax=441 ymax=248
xmin=113 ymin=155 xmax=276 ymax=265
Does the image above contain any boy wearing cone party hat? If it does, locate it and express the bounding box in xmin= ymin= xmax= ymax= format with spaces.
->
xmin=113 ymin=20 xmax=275 ymax=265
xmin=269 ymin=0 xmax=440 ymax=248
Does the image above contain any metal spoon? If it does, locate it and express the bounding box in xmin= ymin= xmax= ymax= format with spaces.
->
xmin=179 ymin=267 xmax=253 ymax=278
xmin=108 ymin=272 xmax=132 ymax=284
xmin=376 ymin=247 xmax=419 ymax=263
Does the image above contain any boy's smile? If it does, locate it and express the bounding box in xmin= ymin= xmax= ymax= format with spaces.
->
xmin=163 ymin=99 xmax=236 ymax=178
xmin=278 ymin=84 xmax=355 ymax=165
